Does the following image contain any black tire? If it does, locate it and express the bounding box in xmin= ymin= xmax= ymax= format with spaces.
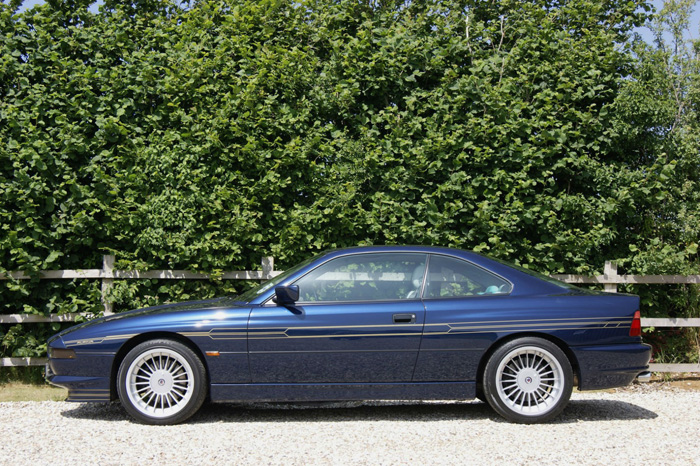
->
xmin=117 ymin=339 xmax=207 ymax=425
xmin=483 ymin=337 xmax=573 ymax=423
xmin=475 ymin=385 xmax=486 ymax=403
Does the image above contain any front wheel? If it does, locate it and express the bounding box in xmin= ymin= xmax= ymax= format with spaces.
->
xmin=117 ymin=339 xmax=207 ymax=425
xmin=483 ymin=337 xmax=573 ymax=423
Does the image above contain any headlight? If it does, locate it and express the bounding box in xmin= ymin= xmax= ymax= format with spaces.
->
xmin=49 ymin=348 xmax=76 ymax=359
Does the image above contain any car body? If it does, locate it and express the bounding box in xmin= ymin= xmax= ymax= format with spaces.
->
xmin=47 ymin=246 xmax=651 ymax=424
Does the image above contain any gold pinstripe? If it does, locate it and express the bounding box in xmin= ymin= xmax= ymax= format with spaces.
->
xmin=65 ymin=318 xmax=632 ymax=346
xmin=441 ymin=320 xmax=629 ymax=331
xmin=180 ymin=318 xmax=631 ymax=341
xmin=424 ymin=325 xmax=628 ymax=336
xmin=64 ymin=334 xmax=137 ymax=346
xmin=424 ymin=316 xmax=630 ymax=326
xmin=251 ymin=323 xmax=421 ymax=330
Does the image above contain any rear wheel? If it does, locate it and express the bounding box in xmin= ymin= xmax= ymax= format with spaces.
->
xmin=117 ymin=339 xmax=207 ymax=425
xmin=483 ymin=337 xmax=573 ymax=423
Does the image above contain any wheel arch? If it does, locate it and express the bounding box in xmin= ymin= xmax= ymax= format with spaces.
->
xmin=476 ymin=332 xmax=581 ymax=392
xmin=110 ymin=332 xmax=210 ymax=401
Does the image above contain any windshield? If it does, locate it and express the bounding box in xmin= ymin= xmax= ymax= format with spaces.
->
xmin=235 ymin=253 xmax=324 ymax=303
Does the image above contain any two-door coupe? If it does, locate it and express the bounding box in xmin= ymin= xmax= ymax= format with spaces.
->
xmin=47 ymin=246 xmax=651 ymax=424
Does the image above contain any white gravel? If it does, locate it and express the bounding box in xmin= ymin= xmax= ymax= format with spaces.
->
xmin=1 ymin=383 xmax=699 ymax=465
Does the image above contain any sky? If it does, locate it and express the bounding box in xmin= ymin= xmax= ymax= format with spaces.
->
xmin=18 ymin=0 xmax=102 ymax=13
xmin=14 ymin=0 xmax=700 ymax=45
xmin=636 ymin=0 xmax=700 ymax=44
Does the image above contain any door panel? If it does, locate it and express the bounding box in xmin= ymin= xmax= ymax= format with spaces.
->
xmin=248 ymin=301 xmax=425 ymax=383
xmin=248 ymin=252 xmax=428 ymax=383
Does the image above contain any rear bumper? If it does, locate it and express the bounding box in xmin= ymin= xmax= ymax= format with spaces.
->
xmin=572 ymin=343 xmax=652 ymax=391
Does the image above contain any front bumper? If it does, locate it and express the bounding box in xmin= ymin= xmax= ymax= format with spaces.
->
xmin=46 ymin=362 xmax=112 ymax=402
xmin=46 ymin=371 xmax=112 ymax=402
xmin=46 ymin=342 xmax=115 ymax=403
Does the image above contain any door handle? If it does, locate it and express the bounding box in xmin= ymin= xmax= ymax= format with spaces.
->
xmin=393 ymin=313 xmax=416 ymax=324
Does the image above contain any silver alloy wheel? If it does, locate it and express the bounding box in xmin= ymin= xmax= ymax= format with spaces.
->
xmin=495 ymin=345 xmax=565 ymax=416
xmin=125 ymin=347 xmax=195 ymax=419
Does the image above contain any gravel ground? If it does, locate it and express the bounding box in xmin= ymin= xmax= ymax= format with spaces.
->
xmin=1 ymin=383 xmax=699 ymax=465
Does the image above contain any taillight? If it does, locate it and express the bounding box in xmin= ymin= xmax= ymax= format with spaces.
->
xmin=630 ymin=310 xmax=642 ymax=337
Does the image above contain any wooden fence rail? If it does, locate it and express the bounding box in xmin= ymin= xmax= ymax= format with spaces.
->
xmin=1 ymin=258 xmax=698 ymax=373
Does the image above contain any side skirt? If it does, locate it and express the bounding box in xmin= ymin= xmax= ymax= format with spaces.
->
xmin=210 ymin=381 xmax=476 ymax=402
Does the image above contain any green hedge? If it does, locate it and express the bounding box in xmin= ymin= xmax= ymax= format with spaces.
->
xmin=1 ymin=0 xmax=698 ymax=361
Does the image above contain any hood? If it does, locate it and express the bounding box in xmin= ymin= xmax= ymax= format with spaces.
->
xmin=52 ymin=296 xmax=243 ymax=340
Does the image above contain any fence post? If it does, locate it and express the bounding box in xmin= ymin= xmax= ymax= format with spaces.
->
xmin=603 ymin=260 xmax=618 ymax=293
xmin=101 ymin=255 xmax=115 ymax=315
xmin=261 ymin=256 xmax=274 ymax=281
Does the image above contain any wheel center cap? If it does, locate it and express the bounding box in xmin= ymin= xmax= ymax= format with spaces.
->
xmin=517 ymin=369 xmax=540 ymax=393
xmin=150 ymin=371 xmax=173 ymax=394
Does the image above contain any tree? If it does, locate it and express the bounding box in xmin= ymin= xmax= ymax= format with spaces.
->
xmin=2 ymin=0 xmax=697 ymax=363
xmin=607 ymin=0 xmax=700 ymax=362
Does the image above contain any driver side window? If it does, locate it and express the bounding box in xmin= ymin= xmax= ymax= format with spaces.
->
xmin=294 ymin=253 xmax=428 ymax=302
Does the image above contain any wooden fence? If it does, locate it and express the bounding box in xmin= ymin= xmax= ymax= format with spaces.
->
xmin=1 ymin=257 xmax=699 ymax=373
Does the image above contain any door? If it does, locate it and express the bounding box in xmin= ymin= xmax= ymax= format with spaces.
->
xmin=248 ymin=253 xmax=428 ymax=383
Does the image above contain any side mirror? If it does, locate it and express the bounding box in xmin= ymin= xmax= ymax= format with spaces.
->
xmin=273 ymin=285 xmax=299 ymax=305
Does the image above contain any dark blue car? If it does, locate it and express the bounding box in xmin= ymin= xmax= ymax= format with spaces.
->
xmin=47 ymin=246 xmax=651 ymax=424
